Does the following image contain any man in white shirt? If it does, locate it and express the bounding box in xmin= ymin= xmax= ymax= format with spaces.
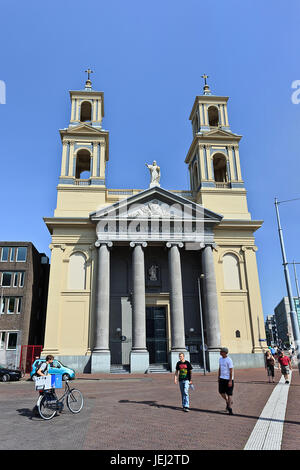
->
xmin=218 ymin=347 xmax=234 ymax=415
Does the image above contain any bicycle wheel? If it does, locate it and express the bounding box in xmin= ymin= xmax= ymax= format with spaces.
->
xmin=38 ymin=395 xmax=57 ymax=420
xmin=67 ymin=389 xmax=83 ymax=413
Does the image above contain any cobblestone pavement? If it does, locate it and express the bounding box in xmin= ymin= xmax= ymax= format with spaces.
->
xmin=0 ymin=367 xmax=298 ymax=451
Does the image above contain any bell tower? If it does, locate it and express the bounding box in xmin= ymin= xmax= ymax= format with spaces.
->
xmin=185 ymin=75 xmax=251 ymax=220
xmin=55 ymin=70 xmax=109 ymax=217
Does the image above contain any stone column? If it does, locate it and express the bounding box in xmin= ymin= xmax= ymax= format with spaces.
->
xmin=201 ymin=244 xmax=221 ymax=363
xmin=91 ymin=240 xmax=112 ymax=373
xmin=129 ymin=242 xmax=149 ymax=373
xmin=166 ymin=242 xmax=188 ymax=371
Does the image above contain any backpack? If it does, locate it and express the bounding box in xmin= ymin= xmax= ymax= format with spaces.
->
xmin=32 ymin=361 xmax=46 ymax=377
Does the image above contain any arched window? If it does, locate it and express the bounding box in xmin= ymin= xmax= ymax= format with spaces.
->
xmin=208 ymin=106 xmax=219 ymax=127
xmin=75 ymin=149 xmax=91 ymax=179
xmin=68 ymin=252 xmax=86 ymax=290
xmin=213 ymin=153 xmax=228 ymax=183
xmin=223 ymin=253 xmax=241 ymax=290
xmin=80 ymin=101 xmax=92 ymax=122
xmin=192 ymin=162 xmax=199 ymax=190
xmin=235 ymin=330 xmax=241 ymax=338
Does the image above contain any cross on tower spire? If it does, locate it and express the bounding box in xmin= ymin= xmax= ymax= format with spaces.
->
xmin=201 ymin=73 xmax=211 ymax=95
xmin=201 ymin=73 xmax=209 ymax=85
xmin=84 ymin=68 xmax=94 ymax=89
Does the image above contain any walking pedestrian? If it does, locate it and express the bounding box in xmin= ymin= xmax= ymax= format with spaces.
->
xmin=174 ymin=352 xmax=193 ymax=412
xmin=218 ymin=347 xmax=234 ymax=415
xmin=265 ymin=349 xmax=275 ymax=383
xmin=277 ymin=350 xmax=292 ymax=384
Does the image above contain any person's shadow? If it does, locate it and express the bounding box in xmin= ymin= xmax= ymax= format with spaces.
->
xmin=119 ymin=399 xmax=300 ymax=425
xmin=119 ymin=399 xmax=187 ymax=412
xmin=16 ymin=408 xmax=40 ymax=420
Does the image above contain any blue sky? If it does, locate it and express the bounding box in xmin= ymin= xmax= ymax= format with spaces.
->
xmin=1 ymin=0 xmax=300 ymax=318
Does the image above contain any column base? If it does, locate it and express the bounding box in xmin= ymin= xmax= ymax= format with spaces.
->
xmin=41 ymin=348 xmax=59 ymax=357
xmin=252 ymin=346 xmax=266 ymax=353
xmin=206 ymin=351 xmax=220 ymax=372
xmin=130 ymin=350 xmax=149 ymax=374
xmin=91 ymin=351 xmax=111 ymax=374
xmin=169 ymin=350 xmax=190 ymax=372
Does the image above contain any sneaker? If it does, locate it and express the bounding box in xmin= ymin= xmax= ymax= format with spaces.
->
xmin=228 ymin=407 xmax=233 ymax=415
xmin=183 ymin=407 xmax=189 ymax=412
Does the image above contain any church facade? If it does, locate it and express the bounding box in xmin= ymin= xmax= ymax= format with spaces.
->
xmin=42 ymin=75 xmax=266 ymax=373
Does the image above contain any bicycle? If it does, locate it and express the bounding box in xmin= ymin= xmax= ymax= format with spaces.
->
xmin=37 ymin=380 xmax=83 ymax=420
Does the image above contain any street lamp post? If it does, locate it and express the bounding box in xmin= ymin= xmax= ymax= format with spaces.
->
xmin=274 ymin=197 xmax=300 ymax=373
xmin=292 ymin=261 xmax=300 ymax=301
xmin=197 ymin=276 xmax=206 ymax=375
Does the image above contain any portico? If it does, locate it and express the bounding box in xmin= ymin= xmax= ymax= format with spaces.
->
xmin=90 ymin=186 xmax=223 ymax=373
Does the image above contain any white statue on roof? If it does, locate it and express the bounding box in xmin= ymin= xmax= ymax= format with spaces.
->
xmin=146 ymin=160 xmax=160 ymax=187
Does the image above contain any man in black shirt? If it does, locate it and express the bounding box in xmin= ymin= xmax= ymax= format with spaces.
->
xmin=174 ymin=352 xmax=193 ymax=412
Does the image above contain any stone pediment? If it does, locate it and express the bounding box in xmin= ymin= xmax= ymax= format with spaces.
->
xmin=90 ymin=186 xmax=222 ymax=243
xmin=126 ymin=199 xmax=181 ymax=218
xmin=201 ymin=128 xmax=241 ymax=139
xmin=66 ymin=124 xmax=104 ymax=134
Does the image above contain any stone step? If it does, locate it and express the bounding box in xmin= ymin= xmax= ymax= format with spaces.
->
xmin=147 ymin=364 xmax=170 ymax=373
xmin=191 ymin=364 xmax=205 ymax=373
xmin=110 ymin=365 xmax=129 ymax=374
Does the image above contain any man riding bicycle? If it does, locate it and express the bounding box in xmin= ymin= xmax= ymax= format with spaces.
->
xmin=32 ymin=355 xmax=55 ymax=415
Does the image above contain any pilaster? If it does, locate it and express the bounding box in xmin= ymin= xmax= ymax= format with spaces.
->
xmin=241 ymin=246 xmax=266 ymax=353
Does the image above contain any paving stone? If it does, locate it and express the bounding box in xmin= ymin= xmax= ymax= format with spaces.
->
xmin=0 ymin=367 xmax=298 ymax=450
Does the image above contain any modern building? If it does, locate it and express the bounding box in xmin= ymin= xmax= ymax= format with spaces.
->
xmin=265 ymin=314 xmax=279 ymax=347
xmin=42 ymin=75 xmax=266 ymax=373
xmin=0 ymin=242 xmax=49 ymax=370
xmin=274 ymin=297 xmax=300 ymax=349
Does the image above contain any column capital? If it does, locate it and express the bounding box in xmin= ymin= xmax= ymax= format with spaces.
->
xmin=95 ymin=240 xmax=113 ymax=248
xmin=202 ymin=242 xmax=218 ymax=251
xmin=166 ymin=242 xmax=184 ymax=249
xmin=129 ymin=241 xmax=148 ymax=248
xmin=241 ymin=245 xmax=258 ymax=252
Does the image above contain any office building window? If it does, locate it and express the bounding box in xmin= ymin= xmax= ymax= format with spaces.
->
xmin=0 ymin=271 xmax=25 ymax=287
xmin=1 ymin=272 xmax=12 ymax=287
xmin=0 ymin=332 xmax=5 ymax=349
xmin=19 ymin=272 xmax=25 ymax=287
xmin=1 ymin=247 xmax=9 ymax=261
xmin=16 ymin=247 xmax=27 ymax=262
xmin=7 ymin=332 xmax=17 ymax=350
xmin=1 ymin=297 xmax=22 ymax=314
xmin=10 ymin=247 xmax=16 ymax=262
xmin=7 ymin=298 xmax=16 ymax=314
